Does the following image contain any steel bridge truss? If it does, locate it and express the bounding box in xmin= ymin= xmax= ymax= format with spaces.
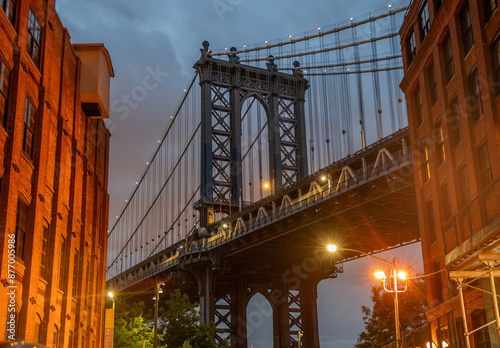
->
xmin=195 ymin=43 xmax=309 ymax=227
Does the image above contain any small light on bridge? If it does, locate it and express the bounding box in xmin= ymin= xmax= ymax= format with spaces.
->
xmin=388 ymin=4 xmax=392 ymax=8
xmin=289 ymin=35 xmax=292 ymax=39
xmin=350 ymin=17 xmax=353 ymax=21
xmin=223 ymin=224 xmax=228 ymax=229
xmin=317 ymin=27 xmax=321 ymax=31
xmin=265 ymin=41 xmax=268 ymax=44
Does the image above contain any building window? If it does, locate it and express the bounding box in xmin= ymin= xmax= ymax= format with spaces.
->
xmin=433 ymin=259 xmax=444 ymax=303
xmin=427 ymin=198 xmax=437 ymax=242
xmin=442 ymin=181 xmax=452 ymax=221
xmin=34 ymin=314 xmax=42 ymax=343
xmin=0 ymin=57 xmax=9 ymax=128
xmin=15 ymin=199 xmax=28 ymax=261
xmin=414 ymin=84 xmax=423 ymax=126
xmin=419 ymin=2 xmax=430 ymax=41
xmin=478 ymin=141 xmax=493 ymax=189
xmin=492 ymin=34 xmax=500 ymax=95
xmin=443 ymin=34 xmax=454 ymax=82
xmin=407 ymin=30 xmax=417 ymax=64
xmin=1 ymin=0 xmax=16 ymax=26
xmin=434 ymin=121 xmax=446 ymax=165
xmin=428 ymin=63 xmax=438 ymax=105
xmin=435 ymin=0 xmax=443 ymax=11
xmin=468 ymin=67 xmax=483 ymax=123
xmin=458 ymin=164 xmax=471 ymax=206
xmin=68 ymin=331 xmax=73 ymax=348
xmin=461 ymin=3 xmax=474 ymax=55
xmin=450 ymin=96 xmax=462 ymax=147
xmin=85 ymin=261 xmax=90 ymax=307
xmin=485 ymin=0 xmax=497 ymax=21
xmin=23 ymin=98 xmax=36 ymax=160
xmin=58 ymin=237 xmax=66 ymax=290
xmin=72 ymin=250 xmax=79 ymax=298
xmin=53 ymin=325 xmax=59 ymax=348
xmin=472 ymin=310 xmax=491 ymax=347
xmin=421 ymin=141 xmax=431 ymax=183
xmin=27 ymin=8 xmax=41 ymax=68
xmin=40 ymin=225 xmax=49 ymax=280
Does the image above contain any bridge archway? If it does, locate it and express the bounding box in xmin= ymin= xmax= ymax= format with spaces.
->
xmin=246 ymin=291 xmax=274 ymax=348
xmin=241 ymin=95 xmax=271 ymax=202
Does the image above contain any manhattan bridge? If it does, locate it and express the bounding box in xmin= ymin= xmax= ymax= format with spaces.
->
xmin=106 ymin=2 xmax=421 ymax=346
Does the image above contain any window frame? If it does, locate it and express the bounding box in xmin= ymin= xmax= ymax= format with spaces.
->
xmin=0 ymin=56 xmax=10 ymax=128
xmin=484 ymin=0 xmax=497 ymax=21
xmin=441 ymin=180 xmax=452 ymax=221
xmin=27 ymin=8 xmax=41 ymax=68
xmin=477 ymin=140 xmax=493 ymax=189
xmin=491 ymin=33 xmax=500 ymax=95
xmin=414 ymin=84 xmax=423 ymax=126
xmin=419 ymin=1 xmax=431 ymax=42
xmin=468 ymin=67 xmax=483 ymax=123
xmin=23 ymin=97 xmax=36 ymax=160
xmin=428 ymin=62 xmax=438 ymax=105
xmin=434 ymin=120 xmax=446 ymax=165
xmin=15 ymin=199 xmax=28 ymax=261
xmin=1 ymin=0 xmax=16 ymax=27
xmin=58 ymin=237 xmax=66 ymax=290
xmin=421 ymin=140 xmax=431 ymax=183
xmin=458 ymin=163 xmax=471 ymax=206
xmin=449 ymin=95 xmax=463 ymax=147
xmin=40 ymin=224 xmax=49 ymax=280
xmin=407 ymin=29 xmax=417 ymax=64
xmin=460 ymin=3 xmax=474 ymax=55
xmin=427 ymin=197 xmax=437 ymax=243
xmin=443 ymin=34 xmax=455 ymax=82
xmin=72 ymin=250 xmax=79 ymax=298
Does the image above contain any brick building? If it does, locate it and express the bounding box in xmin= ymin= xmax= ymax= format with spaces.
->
xmin=400 ymin=0 xmax=500 ymax=346
xmin=0 ymin=0 xmax=113 ymax=346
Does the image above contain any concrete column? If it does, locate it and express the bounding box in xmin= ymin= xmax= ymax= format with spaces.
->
xmin=231 ymin=279 xmax=247 ymax=348
xmin=198 ymin=264 xmax=214 ymax=324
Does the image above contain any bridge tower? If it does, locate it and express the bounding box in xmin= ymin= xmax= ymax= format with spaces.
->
xmin=194 ymin=41 xmax=309 ymax=228
xmin=190 ymin=42 xmax=318 ymax=347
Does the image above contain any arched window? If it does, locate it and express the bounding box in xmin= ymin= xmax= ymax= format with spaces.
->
xmin=52 ymin=324 xmax=59 ymax=348
xmin=34 ymin=314 xmax=42 ymax=343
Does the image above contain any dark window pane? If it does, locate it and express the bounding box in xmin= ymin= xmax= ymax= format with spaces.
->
xmin=427 ymin=198 xmax=436 ymax=242
xmin=443 ymin=34 xmax=455 ymax=82
xmin=27 ymin=8 xmax=41 ymax=67
xmin=407 ymin=30 xmax=417 ymax=64
xmin=0 ymin=57 xmax=9 ymax=128
xmin=419 ymin=2 xmax=430 ymax=41
xmin=484 ymin=0 xmax=497 ymax=21
xmin=58 ymin=237 xmax=65 ymax=290
xmin=15 ymin=199 xmax=28 ymax=261
xmin=472 ymin=310 xmax=491 ymax=348
xmin=458 ymin=164 xmax=471 ymax=206
xmin=428 ymin=63 xmax=438 ymax=105
xmin=72 ymin=250 xmax=78 ymax=298
xmin=23 ymin=98 xmax=36 ymax=159
xmin=492 ymin=35 xmax=500 ymax=95
xmin=40 ymin=225 xmax=49 ymax=280
xmin=1 ymin=0 xmax=16 ymax=26
xmin=442 ymin=181 xmax=452 ymax=221
xmin=435 ymin=0 xmax=443 ymax=11
xmin=461 ymin=3 xmax=474 ymax=54
xmin=415 ymin=84 xmax=423 ymax=126
xmin=450 ymin=96 xmax=462 ymax=147
xmin=468 ymin=67 xmax=483 ymax=123
xmin=433 ymin=258 xmax=443 ymax=302
xmin=478 ymin=141 xmax=493 ymax=189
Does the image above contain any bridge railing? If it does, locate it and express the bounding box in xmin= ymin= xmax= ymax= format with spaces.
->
xmin=441 ymin=178 xmax=500 ymax=255
xmin=190 ymin=146 xmax=412 ymax=252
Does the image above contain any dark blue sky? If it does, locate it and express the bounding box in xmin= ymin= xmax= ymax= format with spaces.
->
xmin=56 ymin=0 xmax=423 ymax=346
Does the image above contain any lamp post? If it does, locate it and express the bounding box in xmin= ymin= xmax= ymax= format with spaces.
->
xmin=153 ymin=283 xmax=162 ymax=348
xmin=263 ymin=182 xmax=271 ymax=196
xmin=104 ymin=292 xmax=116 ymax=348
xmin=327 ymin=245 xmax=406 ymax=348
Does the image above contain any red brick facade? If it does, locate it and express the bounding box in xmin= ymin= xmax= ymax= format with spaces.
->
xmin=400 ymin=0 xmax=500 ymax=345
xmin=0 ymin=0 xmax=111 ymax=346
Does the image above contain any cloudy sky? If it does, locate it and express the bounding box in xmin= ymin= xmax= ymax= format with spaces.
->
xmin=56 ymin=0 xmax=423 ymax=346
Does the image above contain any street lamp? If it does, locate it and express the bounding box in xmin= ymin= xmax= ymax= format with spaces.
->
xmin=327 ymin=245 xmax=407 ymax=348
xmin=108 ymin=291 xmax=115 ymax=309
xmin=321 ymin=176 xmax=331 ymax=191
xmin=153 ymin=283 xmax=164 ymax=348
xmin=263 ymin=182 xmax=271 ymax=196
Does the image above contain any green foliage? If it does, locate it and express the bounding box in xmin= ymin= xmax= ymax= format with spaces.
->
xmin=113 ymin=300 xmax=166 ymax=348
xmin=356 ymin=272 xmax=428 ymax=348
xmin=159 ymin=289 xmax=228 ymax=348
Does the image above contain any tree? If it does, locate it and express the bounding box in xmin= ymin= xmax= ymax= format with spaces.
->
xmin=356 ymin=272 xmax=428 ymax=348
xmin=158 ymin=289 xmax=228 ymax=348
xmin=113 ymin=300 xmax=166 ymax=348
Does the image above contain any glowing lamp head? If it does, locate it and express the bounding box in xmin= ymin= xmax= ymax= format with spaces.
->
xmin=326 ymin=245 xmax=337 ymax=252
xmin=398 ymin=271 xmax=407 ymax=280
xmin=264 ymin=183 xmax=270 ymax=189
xmin=108 ymin=292 xmax=114 ymax=299
xmin=321 ymin=176 xmax=327 ymax=181
xmin=375 ymin=271 xmax=386 ymax=280
xmin=223 ymin=224 xmax=228 ymax=229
